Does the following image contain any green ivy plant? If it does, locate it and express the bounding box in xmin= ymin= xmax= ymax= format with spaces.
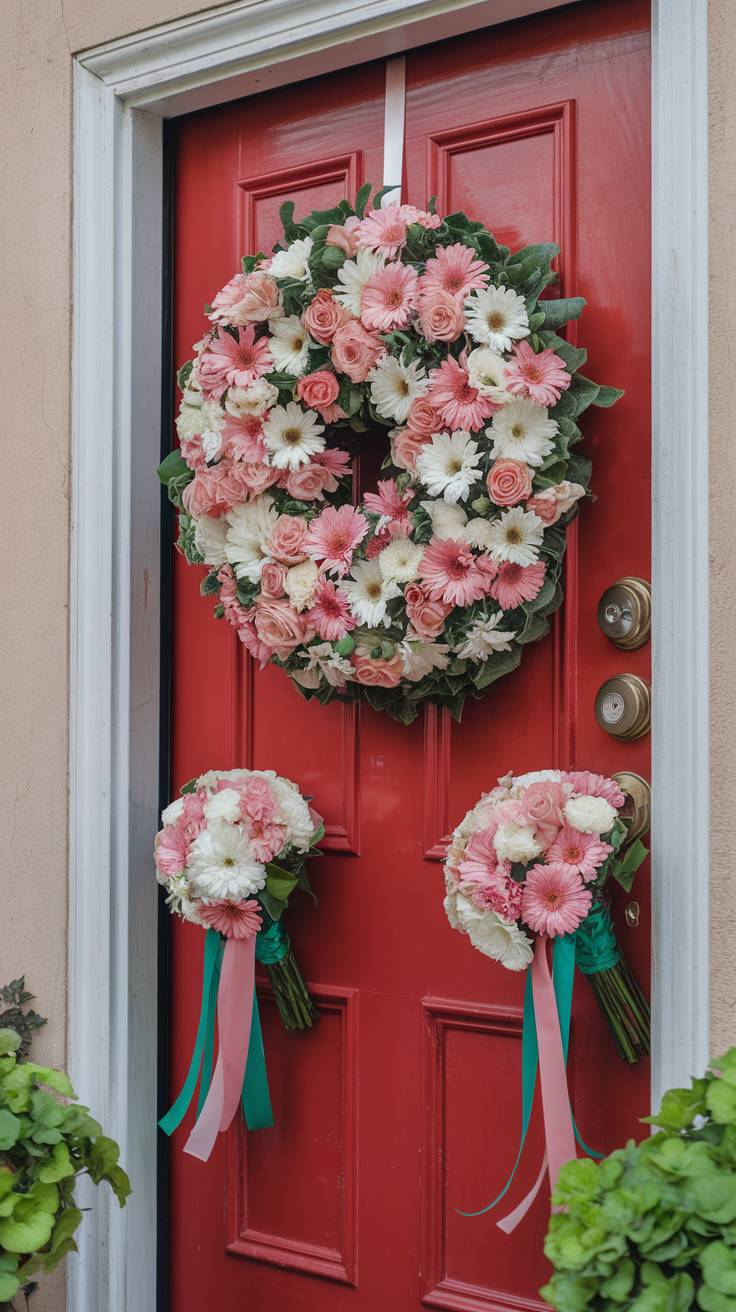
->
xmin=542 ymin=1049 xmax=736 ymax=1312
xmin=0 ymin=981 xmax=46 ymax=1063
xmin=0 ymin=1027 xmax=130 ymax=1308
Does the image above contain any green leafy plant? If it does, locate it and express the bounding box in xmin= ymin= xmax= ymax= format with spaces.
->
xmin=0 ymin=982 xmax=45 ymax=1062
xmin=542 ymin=1049 xmax=736 ymax=1312
xmin=0 ymin=1027 xmax=130 ymax=1308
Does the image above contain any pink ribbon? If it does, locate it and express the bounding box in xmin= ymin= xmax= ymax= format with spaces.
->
xmin=498 ymin=936 xmax=576 ymax=1232
xmin=184 ymin=935 xmax=255 ymax=1162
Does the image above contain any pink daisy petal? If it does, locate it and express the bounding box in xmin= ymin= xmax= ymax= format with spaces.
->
xmin=521 ymin=863 xmax=592 ymax=938
xmin=504 ymin=340 xmax=571 ymax=408
xmin=355 ymin=205 xmax=408 ymax=258
xmin=490 ymin=561 xmax=547 ymax=610
xmin=306 ymin=579 xmax=357 ymax=640
xmin=302 ymin=504 xmax=370 ymax=577
xmin=155 ymin=825 xmax=188 ymax=878
xmin=545 ymin=826 xmax=612 ymax=882
xmin=421 ymin=242 xmax=489 ymax=299
xmin=418 ymin=537 xmax=488 ymax=607
xmin=198 ymin=325 xmax=273 ymax=395
xmin=198 ymin=899 xmax=263 ymax=940
xmin=562 ymin=771 xmax=626 ymax=809
xmin=361 ymin=263 xmax=419 ymax=331
xmin=428 ymin=357 xmax=496 ymax=431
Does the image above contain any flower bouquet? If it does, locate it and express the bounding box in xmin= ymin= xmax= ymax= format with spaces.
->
xmin=444 ymin=769 xmax=649 ymax=1227
xmin=156 ymin=768 xmax=323 ymax=1161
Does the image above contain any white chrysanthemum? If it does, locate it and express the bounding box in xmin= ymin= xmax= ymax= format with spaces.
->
xmin=163 ymin=874 xmax=205 ymax=926
xmin=564 ymin=795 xmax=618 ymax=835
xmin=514 ymin=770 xmax=565 ymax=789
xmin=488 ymin=399 xmax=558 ymax=467
xmin=334 ymin=247 xmax=385 ymax=316
xmin=203 ymin=787 xmax=241 ymax=824
xmin=225 ymin=379 xmax=279 ymax=418
xmin=463 ymin=518 xmax=495 ymax=550
xmin=161 ymin=797 xmax=185 ymax=828
xmin=263 ymin=402 xmax=325 ymax=470
xmin=188 ymin=821 xmax=265 ymax=899
xmin=268 ymin=237 xmax=313 ymax=281
xmin=201 ymin=428 xmax=223 ymax=461
xmin=259 ymin=773 xmax=315 ymax=851
xmin=416 ymin=431 xmax=482 ymax=504
xmin=369 ymin=355 xmax=428 ymax=424
xmin=269 ymin=315 xmax=313 ymax=376
xmin=339 ymin=558 xmax=400 ymax=627
xmin=466 ymin=346 xmax=513 ymax=402
xmin=197 ymin=768 xmax=247 ymax=790
xmin=295 ymin=642 xmax=353 ymax=688
xmin=454 ymin=613 xmax=517 ymax=661
xmin=399 ymin=637 xmax=450 ymax=682
xmin=225 ymin=496 xmax=278 ymax=581
xmin=176 ymin=403 xmax=204 ymax=443
xmin=420 ymin=499 xmax=469 ymax=540
xmin=194 ymin=513 xmax=229 ymax=567
xmin=284 ymin=559 xmax=319 ymax=612
xmin=484 ymin=506 xmax=545 ymax=565
xmin=464 ymin=284 xmax=530 ymax=352
xmin=455 ymin=894 xmax=534 ymax=972
xmin=443 ymin=868 xmax=462 ymax=930
xmin=377 ymin=536 xmax=424 ymax=583
xmin=493 ymin=820 xmax=543 ymax=864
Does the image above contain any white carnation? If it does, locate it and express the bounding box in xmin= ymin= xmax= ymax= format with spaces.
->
xmin=284 ymin=559 xmax=319 ymax=612
xmin=161 ymin=797 xmax=185 ymax=828
xmin=176 ymin=403 xmax=204 ymax=443
xmin=203 ymin=787 xmax=241 ymax=824
xmin=455 ymin=894 xmax=533 ymax=971
xmin=377 ymin=536 xmax=424 ymax=583
xmin=225 ymin=379 xmax=279 ymax=418
xmin=263 ymin=774 xmax=315 ymax=851
xmin=493 ymin=820 xmax=542 ymax=864
xmin=564 ymin=795 xmax=618 ymax=834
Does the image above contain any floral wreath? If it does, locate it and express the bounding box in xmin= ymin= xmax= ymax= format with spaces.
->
xmin=159 ymin=186 xmax=621 ymax=724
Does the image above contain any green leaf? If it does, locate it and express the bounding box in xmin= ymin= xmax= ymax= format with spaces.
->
xmin=354 ymin=182 xmax=372 ymax=217
xmin=279 ymin=200 xmax=295 ymax=234
xmin=157 ymin=449 xmax=190 ymax=487
xmin=611 ymin=838 xmax=649 ymax=892
xmin=199 ymin=571 xmax=221 ymax=597
xmin=0 ymin=1270 xmax=20 ymax=1301
xmin=0 ymin=1108 xmax=20 ymax=1150
xmin=593 ymin=384 xmax=625 ymax=408
xmin=38 ymin=1141 xmax=75 ymax=1184
xmin=0 ymin=1028 xmax=21 ymax=1055
xmin=264 ymin=866 xmax=299 ymax=902
xmin=539 ymin=296 xmax=587 ymax=329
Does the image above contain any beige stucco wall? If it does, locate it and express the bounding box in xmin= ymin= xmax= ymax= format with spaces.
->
xmin=0 ymin=0 xmax=733 ymax=1307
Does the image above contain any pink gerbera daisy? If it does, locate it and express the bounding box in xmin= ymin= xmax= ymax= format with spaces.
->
xmin=356 ymin=205 xmax=408 ymax=257
xmin=521 ymin=864 xmax=592 ymax=938
xmin=198 ymin=325 xmax=273 ymax=394
xmin=562 ymin=772 xmax=626 ymax=809
xmin=546 ymin=826 xmax=612 ymax=882
xmin=421 ymin=243 xmax=489 ymax=299
xmin=302 ymin=504 xmax=370 ymax=576
xmin=306 ymin=579 xmax=357 ymax=640
xmin=490 ymin=560 xmax=547 ymax=610
xmin=220 ymin=414 xmax=266 ymax=463
xmin=362 ymin=478 xmax=415 ymax=532
xmin=198 ymin=899 xmax=263 ymax=940
xmin=155 ymin=825 xmax=188 ymax=878
xmin=361 ymin=263 xmax=419 ymax=331
xmin=428 ymin=357 xmax=496 ymax=431
xmin=504 ymin=340 xmax=571 ymax=408
xmin=418 ymin=537 xmax=488 ymax=607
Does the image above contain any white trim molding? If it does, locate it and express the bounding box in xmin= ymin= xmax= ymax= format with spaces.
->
xmin=70 ymin=0 xmax=709 ymax=1307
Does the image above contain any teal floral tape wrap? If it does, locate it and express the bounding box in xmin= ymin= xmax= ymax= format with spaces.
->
xmin=255 ymin=916 xmax=290 ymax=966
xmin=574 ymin=901 xmax=621 ymax=976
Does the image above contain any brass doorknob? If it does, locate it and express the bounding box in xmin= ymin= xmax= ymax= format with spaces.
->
xmin=597 ymin=577 xmax=651 ymax=649
xmin=595 ymin=674 xmax=651 ymax=741
xmin=612 ymin=771 xmax=651 ymax=844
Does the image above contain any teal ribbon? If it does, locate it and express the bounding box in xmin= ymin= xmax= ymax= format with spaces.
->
xmin=459 ymin=932 xmax=600 ymax=1217
xmin=160 ymin=926 xmax=275 ymax=1137
xmin=574 ymin=900 xmax=621 ymax=975
xmin=255 ymin=915 xmax=290 ymax=965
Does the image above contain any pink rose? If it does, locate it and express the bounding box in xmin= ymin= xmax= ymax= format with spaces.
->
xmin=325 ymin=216 xmax=361 ymax=256
xmin=237 ymin=271 xmax=282 ymax=322
xmin=527 ymin=481 xmax=585 ymax=525
xmin=267 ymin=514 xmax=308 ymax=564
xmin=182 ymin=467 xmax=231 ymax=517
xmin=406 ymin=396 xmax=444 ymax=436
xmin=487 ymin=459 xmax=533 ymax=507
xmin=302 ymin=290 xmax=350 ymax=344
xmin=296 ymin=370 xmax=346 ymax=423
xmin=282 ymin=463 xmax=335 ymax=501
xmin=520 ymin=781 xmax=568 ymax=846
xmin=220 ymin=461 xmax=280 ymax=502
xmin=390 ymin=427 xmax=431 ymax=473
xmin=331 ymin=321 xmax=386 ymax=383
xmin=208 ymin=273 xmax=249 ymax=324
xmin=260 ymin=561 xmax=287 ymax=597
xmin=253 ymin=597 xmax=308 ymax=658
xmin=350 ymin=649 xmax=403 ymax=687
xmin=178 ymin=432 xmax=207 ymax=470
xmin=404 ymin=583 xmax=451 ymax=639
xmin=417 ymin=288 xmax=465 ymax=343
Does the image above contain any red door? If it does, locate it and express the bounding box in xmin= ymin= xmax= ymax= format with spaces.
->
xmin=167 ymin=4 xmax=651 ymax=1308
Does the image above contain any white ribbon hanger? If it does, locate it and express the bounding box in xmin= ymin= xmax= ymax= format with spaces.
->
xmin=382 ymin=56 xmax=406 ymax=205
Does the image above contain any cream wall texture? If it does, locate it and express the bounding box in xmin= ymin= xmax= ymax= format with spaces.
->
xmin=0 ymin=1 xmax=730 ymax=1310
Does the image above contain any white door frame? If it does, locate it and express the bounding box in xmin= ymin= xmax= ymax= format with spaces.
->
xmin=70 ymin=0 xmax=708 ymax=1306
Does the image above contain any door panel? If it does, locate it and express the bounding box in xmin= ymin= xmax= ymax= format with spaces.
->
xmin=167 ymin=5 xmax=650 ymax=1308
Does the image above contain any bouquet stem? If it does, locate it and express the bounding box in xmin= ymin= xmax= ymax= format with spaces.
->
xmin=264 ymin=946 xmax=318 ymax=1031
xmin=575 ymin=900 xmax=650 ymax=1064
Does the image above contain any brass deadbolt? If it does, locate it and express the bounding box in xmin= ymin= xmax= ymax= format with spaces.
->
xmin=595 ymin=674 xmax=651 ymax=741
xmin=597 ymin=577 xmax=651 ymax=649
xmin=612 ymin=771 xmax=651 ymax=844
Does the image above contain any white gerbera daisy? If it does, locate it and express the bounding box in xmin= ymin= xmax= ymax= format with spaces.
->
xmin=377 ymin=536 xmax=424 ymax=583
xmin=464 ymin=284 xmax=530 ymax=351
xmin=263 ymin=402 xmax=325 ymax=470
xmin=225 ymin=496 xmax=278 ymax=582
xmin=399 ymin=637 xmax=450 ymax=682
xmin=455 ymin=894 xmax=534 ymax=972
xmin=416 ymin=431 xmax=482 ymax=504
xmin=188 ymin=821 xmax=265 ymax=899
xmin=484 ymin=506 xmax=545 ymax=565
xmin=420 ymin=499 xmax=470 ymax=540
xmin=334 ymin=247 xmax=385 ymax=316
xmin=488 ymin=399 xmax=558 ymax=467
xmin=268 ymin=237 xmax=313 ymax=281
xmin=369 ymin=354 xmax=428 ymax=424
xmin=466 ymin=346 xmax=513 ymax=402
xmin=269 ymin=315 xmax=313 ymax=376
xmin=193 ymin=513 xmax=229 ymax=567
xmin=225 ymin=378 xmax=279 ymax=418
xmin=338 ymin=558 xmax=400 ymax=627
xmin=454 ymin=612 xmax=517 ymax=660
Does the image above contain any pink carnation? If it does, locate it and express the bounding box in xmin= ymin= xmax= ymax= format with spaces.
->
xmin=490 ymin=561 xmax=546 ymax=610
xmin=303 ymin=504 xmax=369 ymax=576
xmin=521 ymin=864 xmax=592 ymax=938
xmin=306 ymin=579 xmax=356 ymax=640
xmin=239 ymin=776 xmax=278 ymax=822
xmin=198 ymin=899 xmax=263 ymax=940
xmin=420 ymin=243 xmax=489 ymax=299
xmin=361 ymin=263 xmax=419 ymax=332
xmin=418 ymin=537 xmax=488 ymax=607
xmin=546 ymin=826 xmax=612 ymax=883
xmin=356 ymin=205 xmax=407 ymax=257
xmin=155 ymin=825 xmax=188 ymax=878
xmin=428 ymin=357 xmax=496 ymax=431
xmin=504 ymin=340 xmax=571 ymax=408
